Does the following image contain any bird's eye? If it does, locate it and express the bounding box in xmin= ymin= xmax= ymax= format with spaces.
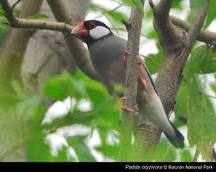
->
xmin=88 ymin=22 xmax=96 ymax=30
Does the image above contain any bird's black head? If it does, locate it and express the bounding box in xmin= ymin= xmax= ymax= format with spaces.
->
xmin=71 ymin=20 xmax=112 ymax=43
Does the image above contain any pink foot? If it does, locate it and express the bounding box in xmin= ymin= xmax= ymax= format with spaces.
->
xmin=119 ymin=96 xmax=127 ymax=103
xmin=123 ymin=50 xmax=131 ymax=62
xmin=138 ymin=74 xmax=147 ymax=89
xmin=136 ymin=57 xmax=144 ymax=65
xmin=120 ymin=105 xmax=139 ymax=113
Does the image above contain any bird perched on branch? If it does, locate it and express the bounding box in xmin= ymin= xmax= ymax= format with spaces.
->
xmin=72 ymin=20 xmax=185 ymax=148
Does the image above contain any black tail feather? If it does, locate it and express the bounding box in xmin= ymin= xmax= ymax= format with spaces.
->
xmin=164 ymin=122 xmax=185 ymax=148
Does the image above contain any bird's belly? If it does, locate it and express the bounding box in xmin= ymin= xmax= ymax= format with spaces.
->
xmin=141 ymin=95 xmax=174 ymax=135
xmin=88 ymin=37 xmax=126 ymax=91
xmin=96 ymin=57 xmax=126 ymax=93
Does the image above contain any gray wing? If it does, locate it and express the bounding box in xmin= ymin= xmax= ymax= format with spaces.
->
xmin=143 ymin=61 xmax=159 ymax=96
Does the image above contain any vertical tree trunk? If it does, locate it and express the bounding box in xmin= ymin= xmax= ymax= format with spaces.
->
xmin=0 ymin=0 xmax=43 ymax=161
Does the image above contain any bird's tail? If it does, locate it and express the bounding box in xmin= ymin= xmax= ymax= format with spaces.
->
xmin=164 ymin=122 xmax=185 ymax=148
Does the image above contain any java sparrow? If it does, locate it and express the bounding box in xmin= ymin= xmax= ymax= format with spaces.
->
xmin=71 ymin=20 xmax=185 ymax=148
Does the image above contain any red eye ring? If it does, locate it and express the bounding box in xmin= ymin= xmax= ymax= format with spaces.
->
xmin=89 ymin=22 xmax=96 ymax=29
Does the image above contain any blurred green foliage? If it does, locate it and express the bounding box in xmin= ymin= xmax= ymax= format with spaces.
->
xmin=41 ymin=71 xmax=121 ymax=162
xmin=175 ymin=45 xmax=216 ymax=161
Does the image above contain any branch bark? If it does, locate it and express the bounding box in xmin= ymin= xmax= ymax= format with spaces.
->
xmin=0 ymin=0 xmax=92 ymax=161
xmin=0 ymin=0 xmax=43 ymax=162
xmin=1 ymin=0 xmax=215 ymax=82
xmin=0 ymin=0 xmax=98 ymax=80
xmin=150 ymin=0 xmax=182 ymax=50
xmin=170 ymin=16 xmax=216 ymax=46
xmin=46 ymin=0 xmax=98 ymax=80
xmin=151 ymin=0 xmax=209 ymax=144
xmin=21 ymin=0 xmax=90 ymax=95
xmin=119 ymin=0 xmax=144 ymax=161
xmin=0 ymin=0 xmax=73 ymax=32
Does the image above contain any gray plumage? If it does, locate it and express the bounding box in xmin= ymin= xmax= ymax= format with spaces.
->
xmin=72 ymin=20 xmax=185 ymax=148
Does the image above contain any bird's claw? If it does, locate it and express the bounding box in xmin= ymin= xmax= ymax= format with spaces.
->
xmin=136 ymin=57 xmax=144 ymax=65
xmin=123 ymin=50 xmax=130 ymax=62
xmin=122 ymin=50 xmax=144 ymax=65
xmin=120 ymin=105 xmax=139 ymax=113
xmin=119 ymin=96 xmax=139 ymax=113
xmin=119 ymin=96 xmax=127 ymax=103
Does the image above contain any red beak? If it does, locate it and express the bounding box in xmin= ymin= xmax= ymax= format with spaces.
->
xmin=71 ymin=21 xmax=88 ymax=37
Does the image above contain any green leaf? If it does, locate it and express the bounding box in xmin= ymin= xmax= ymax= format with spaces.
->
xmin=175 ymin=45 xmax=216 ymax=160
xmin=0 ymin=23 xmax=9 ymax=44
xmin=89 ymin=3 xmax=128 ymax=25
xmin=93 ymin=100 xmax=121 ymax=130
xmin=89 ymin=3 xmax=100 ymax=11
xmin=27 ymin=132 xmax=68 ymax=162
xmin=153 ymin=140 xmax=177 ymax=162
xmin=172 ymin=0 xmax=183 ymax=9
xmin=176 ymin=76 xmax=216 ymax=161
xmin=145 ymin=43 xmax=164 ymax=74
xmin=105 ymin=10 xmax=127 ymax=24
xmin=200 ymin=50 xmax=216 ymax=74
xmin=175 ymin=83 xmax=189 ymax=117
xmin=204 ymin=0 xmax=216 ymax=28
xmin=43 ymin=72 xmax=87 ymax=100
xmin=188 ymin=0 xmax=207 ymax=24
xmin=67 ymin=136 xmax=96 ymax=162
xmin=123 ymin=0 xmax=143 ymax=9
xmin=186 ymin=45 xmax=216 ymax=75
xmin=26 ymin=104 xmax=58 ymax=161
xmin=27 ymin=132 xmax=52 ymax=161
xmin=96 ymin=144 xmax=119 ymax=159
xmin=27 ymin=13 xmax=49 ymax=19
xmin=179 ymin=149 xmax=193 ymax=162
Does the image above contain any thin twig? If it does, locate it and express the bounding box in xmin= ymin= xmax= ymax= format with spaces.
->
xmin=93 ymin=3 xmax=123 ymax=19
xmin=149 ymin=0 xmax=181 ymax=49
xmin=0 ymin=140 xmax=25 ymax=161
xmin=199 ymin=91 xmax=216 ymax=99
xmin=0 ymin=0 xmax=73 ymax=32
xmin=11 ymin=0 xmax=21 ymax=12
xmin=0 ymin=0 xmax=98 ymax=80
xmin=47 ymin=0 xmax=99 ymax=80
xmin=193 ymin=148 xmax=200 ymax=162
xmin=187 ymin=3 xmax=209 ymax=46
xmin=170 ymin=16 xmax=216 ymax=46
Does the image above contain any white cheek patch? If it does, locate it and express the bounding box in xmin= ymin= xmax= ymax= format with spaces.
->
xmin=89 ymin=26 xmax=110 ymax=39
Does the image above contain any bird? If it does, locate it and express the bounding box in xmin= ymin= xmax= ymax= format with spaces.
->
xmin=71 ymin=20 xmax=185 ymax=148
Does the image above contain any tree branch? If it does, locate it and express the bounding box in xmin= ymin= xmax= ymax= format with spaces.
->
xmin=0 ymin=0 xmax=99 ymax=80
xmin=149 ymin=0 xmax=183 ymax=51
xmin=156 ymin=0 xmax=173 ymax=20
xmin=170 ymin=16 xmax=216 ymax=46
xmin=0 ymin=0 xmax=43 ymax=82
xmin=0 ymin=0 xmax=43 ymax=161
xmin=187 ymin=3 xmax=209 ymax=46
xmin=3 ymin=1 xmax=214 ymax=47
xmin=176 ymin=2 xmax=209 ymax=69
xmin=153 ymin=0 xmax=209 ymax=144
xmin=1 ymin=0 xmax=215 ymax=83
xmin=46 ymin=0 xmax=99 ymax=80
xmin=11 ymin=0 xmax=21 ymax=11
xmin=119 ymin=0 xmax=145 ymax=161
xmin=149 ymin=1 xmax=216 ymax=47
xmin=0 ymin=0 xmax=73 ymax=32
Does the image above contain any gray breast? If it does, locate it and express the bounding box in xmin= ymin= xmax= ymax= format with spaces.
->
xmin=88 ymin=34 xmax=127 ymax=90
xmin=88 ymin=34 xmax=126 ymax=68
